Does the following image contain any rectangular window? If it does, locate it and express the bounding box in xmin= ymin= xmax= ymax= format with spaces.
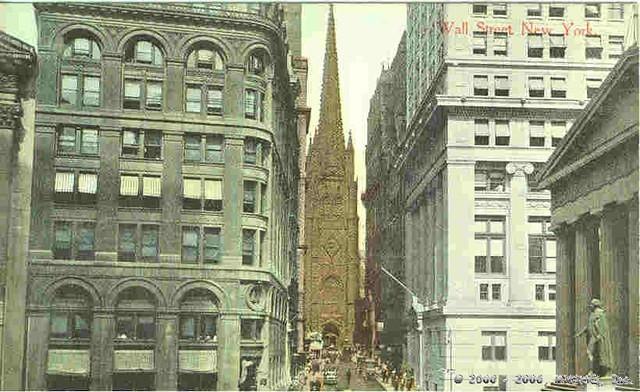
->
xmin=244 ymin=138 xmax=257 ymax=164
xmin=243 ymin=181 xmax=256 ymax=213
xmin=493 ymin=3 xmax=507 ymax=16
xmin=475 ymin=164 xmax=506 ymax=192
xmin=83 ymin=76 xmax=100 ymax=107
xmin=240 ymin=318 xmax=263 ymax=340
xmin=77 ymin=172 xmax=98 ymax=203
xmin=491 ymin=284 xmax=501 ymax=300
xmin=475 ymin=216 xmax=505 ymax=274
xmin=585 ymin=3 xmax=601 ymax=18
xmin=548 ymin=284 xmax=556 ymax=300
xmin=61 ymin=74 xmax=78 ymax=105
xmin=550 ymin=34 xmax=566 ymax=58
xmin=479 ymin=283 xmax=489 ymax=300
xmin=538 ymin=332 xmax=556 ymax=361
xmin=482 ymin=331 xmax=507 ymax=361
xmin=242 ymin=229 xmax=255 ymax=265
xmin=493 ymin=32 xmax=508 ymax=56
xmin=473 ymin=4 xmax=487 ymax=15
xmin=529 ymin=120 xmax=546 ymax=146
xmin=587 ymin=78 xmax=602 ymax=98
xmin=527 ymin=4 xmax=542 ymax=17
xmin=473 ymin=32 xmax=487 ymax=55
xmin=183 ymin=178 xmax=202 ymax=210
xmin=203 ymin=179 xmax=222 ymax=211
xmin=608 ymin=4 xmax=624 ymax=19
xmin=551 ymin=121 xmax=566 ymax=147
xmin=124 ymin=80 xmax=141 ymax=109
xmin=76 ymin=222 xmax=95 ymax=260
xmin=260 ymin=183 xmax=267 ymax=214
xmin=54 ymin=171 xmax=75 ymax=203
xmin=586 ymin=35 xmax=603 ymax=59
xmin=80 ymin=129 xmax=98 ymax=155
xmin=57 ymin=127 xmax=77 ymax=154
xmin=527 ymin=34 xmax=543 ymax=58
xmin=142 ymin=176 xmax=162 ymax=208
xmin=203 ymin=227 xmax=221 ymax=264
xmin=136 ymin=41 xmax=153 ymax=63
xmin=73 ymin=38 xmax=91 ymax=57
xmin=245 ymin=89 xmax=257 ymax=119
xmin=180 ymin=315 xmax=217 ymax=341
xmin=494 ymin=76 xmax=509 ymax=97
xmin=528 ymin=77 xmax=545 ymax=98
xmin=495 ymin=120 xmax=510 ymax=146
xmin=609 ymin=35 xmax=624 ymax=59
xmin=186 ymin=85 xmax=202 ymax=113
xmin=207 ymin=87 xmax=223 ymax=115
xmin=118 ymin=224 xmax=137 ymax=262
xmin=184 ymin=134 xmax=202 ymax=162
xmin=549 ymin=5 xmax=565 ymax=18
xmin=205 ymin=135 xmax=224 ymax=163
xmin=120 ymin=174 xmax=140 ymax=198
xmin=473 ymin=75 xmax=489 ymax=96
xmin=474 ymin=119 xmax=489 ymax=146
xmin=53 ymin=221 xmax=72 ymax=259
xmin=57 ymin=127 xmax=99 ymax=156
xmin=146 ymin=82 xmax=163 ymax=110
xmin=144 ymin=130 xmax=162 ymax=159
xmin=528 ymin=217 xmax=556 ymax=273
xmin=182 ymin=227 xmax=200 ymax=264
xmin=551 ymin=77 xmax=567 ymax=98
xmin=141 ymin=225 xmax=159 ymax=262
xmin=535 ymin=284 xmax=545 ymax=301
xmin=122 ymin=129 xmax=140 ymax=156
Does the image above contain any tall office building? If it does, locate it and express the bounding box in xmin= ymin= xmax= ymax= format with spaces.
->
xmin=27 ymin=3 xmax=303 ymax=390
xmin=397 ymin=3 xmax=631 ymax=390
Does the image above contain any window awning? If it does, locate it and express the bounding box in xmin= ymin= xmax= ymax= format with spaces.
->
xmin=490 ymin=239 xmax=503 ymax=256
xmin=78 ymin=173 xmax=97 ymax=194
xmin=586 ymin=78 xmax=602 ymax=88
xmin=47 ymin=350 xmax=90 ymax=376
xmin=204 ymin=180 xmax=222 ymax=200
xmin=551 ymin=122 xmax=566 ymax=138
xmin=528 ymin=34 xmax=543 ymax=48
xmin=495 ymin=76 xmax=509 ymax=90
xmin=143 ymin=176 xmax=162 ymax=197
xmin=179 ymin=350 xmax=217 ymax=373
xmin=474 ymin=120 xmax=489 ymax=136
xmin=474 ymin=76 xmax=488 ymax=89
xmin=184 ymin=178 xmax=202 ymax=199
xmin=549 ymin=34 xmax=565 ymax=47
xmin=493 ymin=35 xmax=507 ymax=51
xmin=529 ymin=122 xmax=545 ymax=137
xmin=495 ymin=121 xmax=510 ymax=137
xmin=120 ymin=175 xmax=139 ymax=196
xmin=55 ymin=172 xmax=75 ymax=193
xmin=113 ymin=350 xmax=155 ymax=371
xmin=529 ymin=78 xmax=544 ymax=90
xmin=472 ymin=33 xmax=486 ymax=49
xmin=586 ymin=35 xmax=602 ymax=48
xmin=551 ymin=78 xmax=566 ymax=90
xmin=474 ymin=239 xmax=487 ymax=256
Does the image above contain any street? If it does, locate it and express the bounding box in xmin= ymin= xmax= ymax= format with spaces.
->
xmin=323 ymin=361 xmax=385 ymax=391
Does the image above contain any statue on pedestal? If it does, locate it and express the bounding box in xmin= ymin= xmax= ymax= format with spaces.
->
xmin=575 ymin=298 xmax=614 ymax=377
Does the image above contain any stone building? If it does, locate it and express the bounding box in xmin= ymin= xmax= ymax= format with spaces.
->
xmin=537 ymin=46 xmax=638 ymax=387
xmin=303 ymin=6 xmax=360 ymax=349
xmin=27 ymin=3 xmax=302 ymax=390
xmin=397 ymin=3 xmax=631 ymax=390
xmin=0 ymin=30 xmax=37 ymax=390
xmin=363 ymin=33 xmax=407 ymax=366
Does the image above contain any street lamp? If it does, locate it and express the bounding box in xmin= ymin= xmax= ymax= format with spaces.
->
xmin=379 ymin=266 xmax=425 ymax=391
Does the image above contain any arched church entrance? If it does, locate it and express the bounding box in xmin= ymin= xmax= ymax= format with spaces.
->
xmin=322 ymin=323 xmax=340 ymax=348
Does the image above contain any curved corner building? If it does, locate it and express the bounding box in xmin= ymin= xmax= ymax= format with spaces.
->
xmin=27 ymin=3 xmax=303 ymax=390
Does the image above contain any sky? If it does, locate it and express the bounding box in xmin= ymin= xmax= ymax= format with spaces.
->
xmin=0 ymin=2 xmax=407 ymax=252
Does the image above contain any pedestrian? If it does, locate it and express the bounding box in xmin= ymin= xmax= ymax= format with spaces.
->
xmin=346 ymin=367 xmax=351 ymax=386
xmin=392 ymin=373 xmax=399 ymax=391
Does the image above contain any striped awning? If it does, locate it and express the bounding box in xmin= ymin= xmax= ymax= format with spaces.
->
xmin=120 ymin=175 xmax=139 ymax=196
xmin=142 ymin=176 xmax=162 ymax=197
xmin=55 ymin=172 xmax=75 ymax=193
xmin=78 ymin=173 xmax=97 ymax=194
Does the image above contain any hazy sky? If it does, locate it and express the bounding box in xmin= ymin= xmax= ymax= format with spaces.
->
xmin=0 ymin=2 xmax=407 ymax=251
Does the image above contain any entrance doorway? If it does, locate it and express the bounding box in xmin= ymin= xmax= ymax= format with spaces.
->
xmin=322 ymin=323 xmax=340 ymax=348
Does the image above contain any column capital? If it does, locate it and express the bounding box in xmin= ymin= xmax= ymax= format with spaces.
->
xmin=506 ymin=162 xmax=534 ymax=177
xmin=576 ymin=213 xmax=601 ymax=229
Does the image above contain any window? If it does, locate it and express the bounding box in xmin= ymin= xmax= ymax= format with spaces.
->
xmin=183 ymin=178 xmax=202 ymax=210
xmin=528 ymin=217 xmax=556 ymax=273
xmin=481 ymin=331 xmax=506 ymax=360
xmin=494 ymin=76 xmax=509 ymax=97
xmin=50 ymin=312 xmax=91 ymax=340
xmin=528 ymin=77 xmax=544 ymax=98
xmin=242 ymin=229 xmax=255 ymax=265
xmin=549 ymin=5 xmax=565 ymax=18
xmin=119 ymin=174 xmax=161 ymax=208
xmin=181 ymin=226 xmax=222 ymax=264
xmin=118 ymin=224 xmax=136 ymax=262
xmin=493 ymin=3 xmax=507 ymax=16
xmin=204 ymin=179 xmax=223 ymax=211
xmin=54 ymin=171 xmax=98 ymax=204
xmin=61 ymin=74 xmax=78 ymax=105
xmin=182 ymin=227 xmax=200 ymax=264
xmin=240 ymin=318 xmax=264 ymax=340
xmin=57 ymin=127 xmax=99 ymax=156
xmin=585 ymin=3 xmax=601 ymax=18
xmin=206 ymin=135 xmax=224 ymax=163
xmin=184 ymin=134 xmax=202 ymax=162
xmin=473 ymin=32 xmax=487 ymax=55
xmin=260 ymin=184 xmax=267 ymax=214
xmin=473 ymin=4 xmax=487 ymax=15
xmin=186 ymin=85 xmax=201 ymax=113
xmin=146 ymin=82 xmax=162 ymax=110
xmin=184 ymin=134 xmax=225 ymax=163
xmin=527 ymin=34 xmax=543 ymax=58
xmin=186 ymin=85 xmax=223 ymax=115
xmin=551 ymin=121 xmax=566 ymax=147
xmin=608 ymin=4 xmax=624 ymax=19
xmin=245 ymin=89 xmax=259 ymax=119
xmin=529 ymin=120 xmax=546 ymax=146
xmin=480 ymin=283 xmax=489 ymax=300
xmin=182 ymin=178 xmax=222 ymax=211
xmin=207 ymin=88 xmax=223 ymax=115
xmin=538 ymin=332 xmax=556 ymax=361
xmin=491 ymin=284 xmax=501 ymax=300
xmin=535 ymin=284 xmax=545 ymax=301
xmin=527 ymin=4 xmax=542 ymax=17
xmin=248 ymin=53 xmax=265 ymax=75
xmin=473 ymin=75 xmax=489 ymax=96
xmin=204 ymin=227 xmax=221 ymax=264
xmin=495 ymin=120 xmax=510 ymax=146
xmin=609 ymin=35 xmax=624 ymax=59
xmin=53 ymin=221 xmax=95 ymax=260
xmin=493 ymin=32 xmax=508 ymax=56
xmin=126 ymin=40 xmax=163 ymax=66
xmin=60 ymin=74 xmax=100 ymax=108
xmin=244 ymin=137 xmax=258 ymax=164
xmin=63 ymin=37 xmax=101 ymax=60
xmin=180 ymin=315 xmax=218 ymax=341
xmin=586 ymin=35 xmax=603 ymax=59
xmin=118 ymin=224 xmax=159 ymax=262
xmin=115 ymin=314 xmax=155 ymax=340
xmin=123 ymin=80 xmax=162 ymax=111
xmin=187 ymin=48 xmax=224 ymax=71
xmin=474 ymin=119 xmax=489 ymax=146
xmin=550 ymin=34 xmax=566 ymax=58
xmin=474 ymin=216 xmax=505 ymax=274
xmin=548 ymin=284 xmax=556 ymax=300
xmin=586 ymin=78 xmax=602 ymax=98
xmin=474 ymin=164 xmax=506 ymax=192
xmin=121 ymin=129 xmax=162 ymax=159
xmin=244 ymin=181 xmax=257 ymax=213
xmin=551 ymin=77 xmax=567 ymax=98
xmin=123 ymin=80 xmax=142 ymax=109
xmin=82 ymin=76 xmax=100 ymax=107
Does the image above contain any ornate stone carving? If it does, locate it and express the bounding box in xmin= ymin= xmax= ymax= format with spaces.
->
xmin=506 ymin=162 xmax=534 ymax=177
xmin=246 ymin=283 xmax=265 ymax=311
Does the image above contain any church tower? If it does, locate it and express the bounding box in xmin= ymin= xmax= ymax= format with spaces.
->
xmin=304 ymin=5 xmax=360 ymax=349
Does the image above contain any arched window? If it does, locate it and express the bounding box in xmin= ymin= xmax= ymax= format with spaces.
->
xmin=178 ymin=288 xmax=219 ymax=342
xmin=114 ymin=287 xmax=156 ymax=341
xmin=186 ymin=47 xmax=224 ymax=71
xmin=63 ymin=37 xmax=101 ymax=60
xmin=125 ymin=39 xmax=164 ymax=66
xmin=247 ymin=52 xmax=265 ymax=75
xmin=49 ymin=285 xmax=93 ymax=340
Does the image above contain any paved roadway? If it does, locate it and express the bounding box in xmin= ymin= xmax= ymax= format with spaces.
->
xmin=323 ymin=361 xmax=385 ymax=391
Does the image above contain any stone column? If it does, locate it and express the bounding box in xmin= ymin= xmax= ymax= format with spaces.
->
xmin=25 ymin=310 xmax=49 ymax=391
xmin=506 ymin=162 xmax=535 ymax=306
xmin=90 ymin=312 xmax=114 ymax=390
xmin=418 ymin=200 xmax=427 ymax=299
xmin=29 ymin=125 xmax=56 ymax=258
xmin=574 ymin=215 xmax=600 ymax=375
xmin=218 ymin=314 xmax=241 ymax=390
xmin=223 ymin=136 xmax=244 ymax=265
xmin=160 ymin=132 xmax=183 ymax=263
xmin=165 ymin=59 xmax=184 ymax=113
xmin=156 ymin=313 xmax=178 ymax=390
xmin=95 ymin=127 xmax=120 ymax=262
xmin=554 ymin=224 xmax=575 ymax=375
xmin=404 ymin=209 xmax=413 ymax=302
xmin=426 ymin=187 xmax=434 ymax=304
xmin=224 ymin=64 xmax=246 ymax=119
xmin=627 ymin=196 xmax=639 ymax=386
xmin=101 ymin=53 xmax=122 ymax=110
xmin=600 ymin=203 xmax=629 ymax=375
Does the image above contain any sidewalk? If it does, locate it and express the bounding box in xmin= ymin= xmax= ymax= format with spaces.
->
xmin=374 ymin=375 xmax=394 ymax=392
